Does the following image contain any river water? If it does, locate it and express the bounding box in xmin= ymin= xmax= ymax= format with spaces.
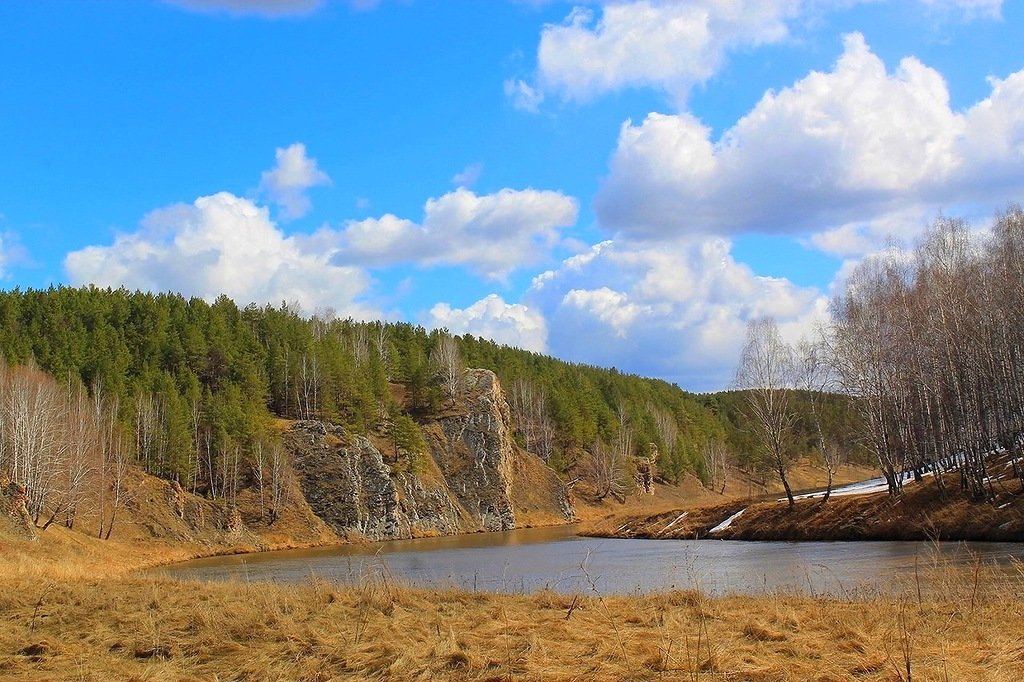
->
xmin=157 ymin=525 xmax=1024 ymax=597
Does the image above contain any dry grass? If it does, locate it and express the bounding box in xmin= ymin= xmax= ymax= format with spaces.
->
xmin=1 ymin=457 xmax=1019 ymax=681
xmin=2 ymin=543 xmax=1022 ymax=681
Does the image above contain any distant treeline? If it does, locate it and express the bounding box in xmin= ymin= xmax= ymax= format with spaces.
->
xmin=0 ymin=286 xmax=866 ymax=506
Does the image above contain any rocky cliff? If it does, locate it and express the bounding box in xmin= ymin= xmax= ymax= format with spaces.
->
xmin=286 ymin=369 xmax=574 ymax=541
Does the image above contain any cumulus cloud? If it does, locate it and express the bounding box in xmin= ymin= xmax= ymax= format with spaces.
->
xmin=525 ymin=237 xmax=828 ymax=391
xmin=523 ymin=1 xmax=798 ymax=106
xmin=510 ymin=0 xmax=1007 ymax=111
xmin=64 ymin=192 xmax=376 ymax=317
xmin=334 ymin=187 xmax=579 ymax=280
xmin=596 ymin=33 xmax=1024 ymax=247
xmin=164 ymin=0 xmax=325 ymax=17
xmin=429 ymin=294 xmax=548 ymax=353
xmin=258 ymin=143 xmax=331 ymax=220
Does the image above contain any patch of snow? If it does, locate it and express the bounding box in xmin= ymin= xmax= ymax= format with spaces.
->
xmin=659 ymin=512 xmax=688 ymax=534
xmin=708 ymin=509 xmax=745 ymax=535
xmin=787 ymin=477 xmax=891 ymax=501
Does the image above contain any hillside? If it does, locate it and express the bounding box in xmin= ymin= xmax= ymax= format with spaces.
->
xmin=0 ymin=286 xmax=869 ymax=492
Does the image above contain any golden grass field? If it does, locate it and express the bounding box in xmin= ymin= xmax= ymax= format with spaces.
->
xmin=2 ymin=458 xmax=1020 ymax=681
xmin=2 ymin=532 xmax=1023 ymax=682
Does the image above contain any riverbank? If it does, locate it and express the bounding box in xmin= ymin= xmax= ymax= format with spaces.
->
xmin=5 ymin=464 xmax=1022 ymax=679
xmin=4 ymin=543 xmax=1022 ymax=681
xmin=5 ymin=501 xmax=1024 ymax=680
xmin=583 ymin=473 xmax=1024 ymax=542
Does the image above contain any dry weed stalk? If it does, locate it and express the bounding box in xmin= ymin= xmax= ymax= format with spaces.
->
xmin=578 ymin=548 xmax=631 ymax=665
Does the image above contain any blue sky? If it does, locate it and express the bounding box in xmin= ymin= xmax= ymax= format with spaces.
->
xmin=2 ymin=0 xmax=1022 ymax=391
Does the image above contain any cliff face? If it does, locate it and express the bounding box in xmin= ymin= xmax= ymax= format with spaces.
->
xmin=285 ymin=422 xmax=402 ymax=540
xmin=428 ymin=370 xmax=518 ymax=532
xmin=286 ymin=369 xmax=574 ymax=541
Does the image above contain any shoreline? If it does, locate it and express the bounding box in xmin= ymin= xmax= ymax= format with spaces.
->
xmin=4 ymin=535 xmax=1022 ymax=682
xmin=582 ymin=476 xmax=1024 ymax=544
xmin=5 ymin=493 xmax=1023 ymax=680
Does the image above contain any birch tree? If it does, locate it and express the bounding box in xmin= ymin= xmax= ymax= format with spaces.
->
xmin=795 ymin=337 xmax=842 ymax=502
xmin=734 ymin=318 xmax=798 ymax=507
xmin=431 ymin=334 xmax=465 ymax=404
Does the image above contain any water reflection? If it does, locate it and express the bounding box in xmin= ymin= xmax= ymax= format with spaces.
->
xmin=156 ymin=525 xmax=1024 ymax=597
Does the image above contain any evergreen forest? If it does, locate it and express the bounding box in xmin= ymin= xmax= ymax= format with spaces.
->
xmin=0 ymin=285 xmax=865 ymax=521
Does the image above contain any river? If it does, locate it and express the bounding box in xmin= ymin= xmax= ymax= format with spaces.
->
xmin=156 ymin=525 xmax=1024 ymax=596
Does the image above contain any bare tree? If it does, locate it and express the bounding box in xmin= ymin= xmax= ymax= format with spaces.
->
xmin=585 ymin=438 xmax=626 ymax=503
xmin=430 ymin=334 xmax=465 ymax=404
xmin=297 ymin=352 xmax=321 ymax=419
xmin=3 ymin=363 xmax=66 ymax=524
xmin=43 ymin=381 xmax=98 ymax=530
xmin=0 ymin=362 xmax=8 ymax=478
xmin=734 ymin=318 xmax=798 ymax=507
xmin=252 ymin=439 xmax=267 ymax=522
xmin=268 ymin=441 xmax=289 ymax=525
xmin=189 ymin=397 xmax=202 ymax=495
xmin=795 ymin=337 xmax=844 ymax=503
xmin=615 ymin=405 xmax=634 ymax=470
xmin=650 ymin=403 xmax=678 ymax=480
xmin=829 ymin=254 xmax=912 ymax=495
xmin=311 ymin=307 xmax=334 ymax=342
xmin=93 ymin=382 xmax=127 ymax=540
xmin=828 ymin=208 xmax=1024 ymax=502
xmin=348 ymin=322 xmax=370 ymax=366
xmin=703 ymin=438 xmax=730 ymax=494
xmin=510 ymin=378 xmax=555 ymax=461
xmin=373 ymin=322 xmax=392 ymax=380
xmin=134 ymin=392 xmax=161 ymax=475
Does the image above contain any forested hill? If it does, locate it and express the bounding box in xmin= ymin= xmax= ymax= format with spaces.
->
xmin=0 ymin=286 xmax=856 ymax=494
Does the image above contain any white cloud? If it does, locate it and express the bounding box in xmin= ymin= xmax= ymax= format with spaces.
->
xmin=960 ymin=70 xmax=1024 ymax=189
xmin=806 ymin=206 xmax=933 ymax=257
xmin=429 ymin=294 xmax=548 ymax=353
xmin=64 ymin=192 xmax=376 ymax=317
xmin=452 ymin=162 xmax=484 ymax=188
xmin=526 ymin=237 xmax=828 ymax=390
xmin=334 ymin=187 xmax=579 ymax=280
xmin=521 ymin=0 xmax=799 ymax=106
xmin=512 ymin=1 xmax=1007 ymax=110
xmin=258 ymin=143 xmax=331 ymax=220
xmin=561 ymin=287 xmax=647 ymax=337
xmin=164 ymin=0 xmax=325 ymax=17
xmin=596 ymin=33 xmax=1024 ymax=246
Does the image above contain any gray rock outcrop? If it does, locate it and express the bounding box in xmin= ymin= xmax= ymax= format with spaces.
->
xmin=286 ymin=422 xmax=403 ymax=540
xmin=431 ymin=369 xmax=517 ymax=531
xmin=284 ymin=368 xmax=574 ymax=540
